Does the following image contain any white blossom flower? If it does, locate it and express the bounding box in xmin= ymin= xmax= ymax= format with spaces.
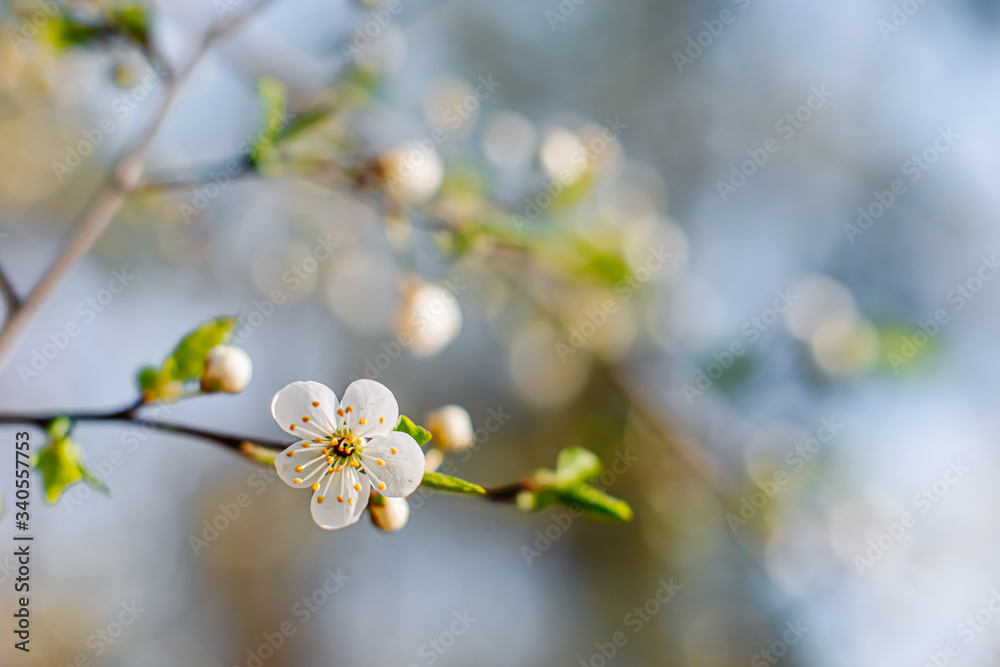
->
xmin=201 ymin=345 xmax=253 ymax=394
xmin=272 ymin=379 xmax=426 ymax=530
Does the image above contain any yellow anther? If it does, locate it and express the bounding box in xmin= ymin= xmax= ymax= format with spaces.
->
xmin=354 ymin=483 xmax=361 ymax=492
xmin=390 ymin=448 xmax=397 ymax=455
xmin=295 ymin=465 xmax=304 ymax=473
xmin=379 ymin=417 xmax=384 ymax=424
xmin=290 ymin=423 xmax=296 ymax=431
xmin=337 ymin=408 xmax=344 ymax=417
xmin=359 ymin=418 xmax=367 ymax=426
xmin=314 ymin=438 xmax=322 ymax=444
xmin=302 ymin=416 xmax=311 ymax=423
xmin=312 ymin=401 xmax=320 ymax=407
xmin=285 ymin=452 xmax=294 ymax=457
xmin=326 ymin=456 xmax=334 ymax=463
xmin=293 ymin=478 xmax=302 ymax=484
xmin=347 ymin=497 xmax=354 ymax=505
xmin=337 ymin=496 xmax=344 ymax=503
xmin=317 ymin=496 xmax=325 ymax=503
xmin=376 ymin=458 xmax=385 ymax=466
xmin=378 ymin=482 xmax=386 ymax=491
xmin=345 ymin=406 xmax=353 ymax=413
xmin=312 ymin=483 xmax=320 ymax=491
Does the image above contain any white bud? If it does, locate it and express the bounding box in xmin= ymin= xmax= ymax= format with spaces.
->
xmin=394 ymin=281 xmax=462 ymax=358
xmin=424 ymin=405 xmax=475 ymax=452
xmin=380 ymin=141 xmax=444 ymax=203
xmin=369 ymin=496 xmax=410 ymax=532
xmin=201 ymin=345 xmax=253 ymax=394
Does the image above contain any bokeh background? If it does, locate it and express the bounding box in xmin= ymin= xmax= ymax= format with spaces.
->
xmin=2 ymin=0 xmax=1000 ymax=665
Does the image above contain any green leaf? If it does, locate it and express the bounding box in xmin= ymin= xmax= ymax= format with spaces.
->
xmin=394 ymin=415 xmax=433 ymax=447
xmin=554 ymin=485 xmax=633 ymax=522
xmin=250 ymin=76 xmax=287 ymax=173
xmin=113 ymin=4 xmax=150 ymax=48
xmin=167 ymin=317 xmax=236 ymax=382
xmin=554 ymin=446 xmax=602 ymax=487
xmin=420 ymin=471 xmax=485 ymax=495
xmin=34 ymin=419 xmax=107 ymax=504
xmin=273 ymin=106 xmax=335 ymax=145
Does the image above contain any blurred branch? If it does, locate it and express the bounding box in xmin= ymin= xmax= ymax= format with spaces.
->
xmin=0 ymin=0 xmax=282 ymax=374
xmin=0 ymin=260 xmax=21 ymax=317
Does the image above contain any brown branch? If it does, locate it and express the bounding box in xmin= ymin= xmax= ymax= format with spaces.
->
xmin=0 ymin=0 xmax=283 ymax=374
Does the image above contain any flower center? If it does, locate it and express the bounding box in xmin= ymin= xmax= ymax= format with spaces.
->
xmin=331 ymin=438 xmax=356 ymax=458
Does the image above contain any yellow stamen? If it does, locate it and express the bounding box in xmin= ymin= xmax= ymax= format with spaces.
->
xmin=302 ymin=416 xmax=311 ymax=423
xmin=326 ymin=456 xmax=334 ymax=463
xmin=295 ymin=465 xmax=304 ymax=473
xmin=376 ymin=458 xmax=385 ymax=466
xmin=378 ymin=482 xmax=386 ymax=491
xmin=285 ymin=452 xmax=294 ymax=457
xmin=317 ymin=496 xmax=325 ymax=503
xmin=312 ymin=483 xmax=320 ymax=491
xmin=290 ymin=423 xmax=296 ymax=431
xmin=337 ymin=408 xmax=344 ymax=417
xmin=379 ymin=417 xmax=384 ymax=424
xmin=347 ymin=497 xmax=354 ymax=505
xmin=337 ymin=496 xmax=344 ymax=503
xmin=359 ymin=417 xmax=367 ymax=426
xmin=345 ymin=406 xmax=353 ymax=413
xmin=390 ymin=448 xmax=397 ymax=455
xmin=312 ymin=401 xmax=320 ymax=407
xmin=354 ymin=483 xmax=361 ymax=491
xmin=293 ymin=478 xmax=302 ymax=484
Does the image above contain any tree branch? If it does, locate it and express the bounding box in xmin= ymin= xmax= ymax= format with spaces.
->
xmin=0 ymin=0 xmax=282 ymax=374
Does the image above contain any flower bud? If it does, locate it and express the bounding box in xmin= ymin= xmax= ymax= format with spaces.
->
xmin=369 ymin=496 xmax=410 ymax=532
xmin=424 ymin=448 xmax=444 ymax=473
xmin=394 ymin=281 xmax=462 ymax=358
xmin=424 ymin=405 xmax=475 ymax=452
xmin=201 ymin=345 xmax=253 ymax=394
xmin=379 ymin=142 xmax=444 ymax=204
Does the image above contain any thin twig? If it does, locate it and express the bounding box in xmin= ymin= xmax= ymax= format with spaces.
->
xmin=0 ymin=260 xmax=21 ymax=317
xmin=0 ymin=0 xmax=282 ymax=374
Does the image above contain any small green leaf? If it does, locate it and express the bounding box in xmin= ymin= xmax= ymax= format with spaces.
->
xmin=420 ymin=471 xmax=485 ymax=495
xmin=274 ymin=106 xmax=335 ymax=145
xmin=167 ymin=317 xmax=236 ymax=382
xmin=394 ymin=415 xmax=433 ymax=447
xmin=555 ymin=485 xmax=633 ymax=522
xmin=113 ymin=4 xmax=150 ymax=48
xmin=34 ymin=419 xmax=107 ymax=504
xmin=555 ymin=446 xmax=602 ymax=487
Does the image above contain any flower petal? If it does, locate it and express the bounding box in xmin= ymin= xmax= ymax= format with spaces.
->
xmin=310 ymin=467 xmax=369 ymax=530
xmin=340 ymin=379 xmax=398 ymax=437
xmin=270 ymin=381 xmax=340 ymax=438
xmin=360 ymin=431 xmax=425 ymax=497
xmin=275 ymin=440 xmax=330 ymax=489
